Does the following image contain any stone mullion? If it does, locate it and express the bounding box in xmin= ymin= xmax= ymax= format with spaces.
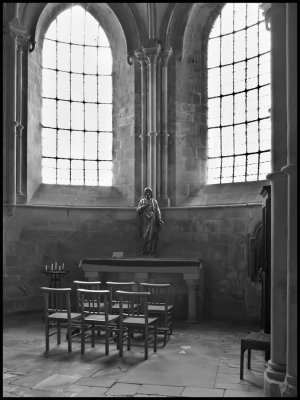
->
xmin=262 ymin=3 xmax=288 ymax=397
xmin=135 ymin=51 xmax=148 ymax=195
xmin=160 ymin=48 xmax=173 ymax=207
xmin=281 ymin=3 xmax=297 ymax=397
xmin=143 ymin=43 xmax=161 ymax=199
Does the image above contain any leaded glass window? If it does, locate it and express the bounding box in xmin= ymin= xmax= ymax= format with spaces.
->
xmin=207 ymin=3 xmax=271 ymax=184
xmin=41 ymin=5 xmax=113 ymax=186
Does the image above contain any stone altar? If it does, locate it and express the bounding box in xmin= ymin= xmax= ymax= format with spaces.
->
xmin=79 ymin=257 xmax=203 ymax=322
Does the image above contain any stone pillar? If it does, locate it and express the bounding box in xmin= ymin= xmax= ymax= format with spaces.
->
xmin=160 ymin=48 xmax=173 ymax=207
xmin=262 ymin=3 xmax=288 ymax=397
xmin=281 ymin=3 xmax=297 ymax=397
xmin=134 ymin=51 xmax=148 ymax=195
xmin=143 ymin=42 xmax=161 ymax=199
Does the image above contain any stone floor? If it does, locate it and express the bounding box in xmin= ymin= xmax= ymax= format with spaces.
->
xmin=3 ymin=312 xmax=266 ymax=397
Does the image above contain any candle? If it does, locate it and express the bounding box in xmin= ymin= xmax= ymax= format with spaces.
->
xmin=45 ymin=264 xmax=48 ymax=271
xmin=51 ymin=263 xmax=53 ymax=271
xmin=62 ymin=263 xmax=64 ymax=270
xmin=55 ymin=262 xmax=57 ymax=271
xmin=58 ymin=265 xmax=61 ymax=271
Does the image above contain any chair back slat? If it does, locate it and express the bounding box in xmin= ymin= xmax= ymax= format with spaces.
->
xmin=74 ymin=281 xmax=102 ymax=312
xmin=116 ymin=290 xmax=150 ymax=318
xmin=41 ymin=287 xmax=72 ymax=315
xmin=77 ymin=289 xmax=109 ymax=319
xmin=139 ymin=283 xmax=170 ymax=308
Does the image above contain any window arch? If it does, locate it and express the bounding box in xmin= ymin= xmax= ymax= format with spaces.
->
xmin=206 ymin=3 xmax=271 ymax=184
xmin=41 ymin=5 xmax=113 ymax=186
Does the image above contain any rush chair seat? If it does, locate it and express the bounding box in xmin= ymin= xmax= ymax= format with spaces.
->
xmin=41 ymin=287 xmax=81 ymax=353
xmin=106 ymin=281 xmax=136 ymax=314
xmin=139 ymin=283 xmax=174 ymax=346
xmin=116 ymin=290 xmax=158 ymax=360
xmin=77 ymin=288 xmax=119 ymax=356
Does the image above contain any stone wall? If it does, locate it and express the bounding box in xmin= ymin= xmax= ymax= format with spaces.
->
xmin=3 ymin=203 xmax=262 ymax=324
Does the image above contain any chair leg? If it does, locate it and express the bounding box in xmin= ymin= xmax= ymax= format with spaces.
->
xmin=81 ymin=321 xmax=85 ymax=355
xmin=247 ymin=349 xmax=251 ymax=369
xmin=67 ymin=321 xmax=72 ymax=353
xmin=57 ymin=321 xmax=61 ymax=345
xmin=119 ymin=327 xmax=123 ymax=357
xmin=91 ymin=325 xmax=95 ymax=348
xmin=105 ymin=326 xmax=109 ymax=356
xmin=45 ymin=318 xmax=49 ymax=352
xmin=127 ymin=327 xmax=131 ymax=351
xmin=144 ymin=327 xmax=149 ymax=360
xmin=240 ymin=344 xmax=245 ymax=380
xmin=154 ymin=322 xmax=157 ymax=353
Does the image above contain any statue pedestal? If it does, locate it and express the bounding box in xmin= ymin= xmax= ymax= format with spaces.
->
xmin=79 ymin=257 xmax=203 ymax=322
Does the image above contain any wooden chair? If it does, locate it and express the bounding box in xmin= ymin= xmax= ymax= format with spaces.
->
xmin=74 ymin=280 xmax=102 ymax=312
xmin=240 ymin=330 xmax=270 ymax=380
xmin=77 ymin=289 xmax=119 ymax=356
xmin=116 ymin=290 xmax=158 ymax=360
xmin=139 ymin=283 xmax=174 ymax=346
xmin=106 ymin=281 xmax=136 ymax=314
xmin=41 ymin=287 xmax=81 ymax=353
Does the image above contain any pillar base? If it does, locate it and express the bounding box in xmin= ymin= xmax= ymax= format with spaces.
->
xmin=282 ymin=374 xmax=298 ymax=397
xmin=264 ymin=361 xmax=286 ymax=397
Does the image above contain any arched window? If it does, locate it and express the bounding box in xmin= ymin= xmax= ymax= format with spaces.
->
xmin=41 ymin=5 xmax=113 ymax=186
xmin=207 ymin=3 xmax=271 ymax=184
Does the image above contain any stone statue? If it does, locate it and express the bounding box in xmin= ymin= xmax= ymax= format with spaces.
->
xmin=136 ymin=187 xmax=164 ymax=256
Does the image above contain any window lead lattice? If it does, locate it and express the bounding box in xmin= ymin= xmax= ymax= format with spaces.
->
xmin=41 ymin=5 xmax=113 ymax=186
xmin=207 ymin=3 xmax=271 ymax=184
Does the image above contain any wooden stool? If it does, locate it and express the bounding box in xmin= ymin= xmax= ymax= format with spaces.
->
xmin=240 ymin=330 xmax=270 ymax=380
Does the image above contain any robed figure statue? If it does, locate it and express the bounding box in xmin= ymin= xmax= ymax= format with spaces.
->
xmin=136 ymin=187 xmax=164 ymax=256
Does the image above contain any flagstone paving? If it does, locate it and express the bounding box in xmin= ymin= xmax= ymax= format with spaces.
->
xmin=3 ymin=312 xmax=266 ymax=397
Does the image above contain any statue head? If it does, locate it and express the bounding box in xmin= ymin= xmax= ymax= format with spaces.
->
xmin=144 ymin=187 xmax=152 ymax=198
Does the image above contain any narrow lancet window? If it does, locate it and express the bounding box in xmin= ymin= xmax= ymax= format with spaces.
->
xmin=41 ymin=5 xmax=113 ymax=186
xmin=207 ymin=3 xmax=271 ymax=184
